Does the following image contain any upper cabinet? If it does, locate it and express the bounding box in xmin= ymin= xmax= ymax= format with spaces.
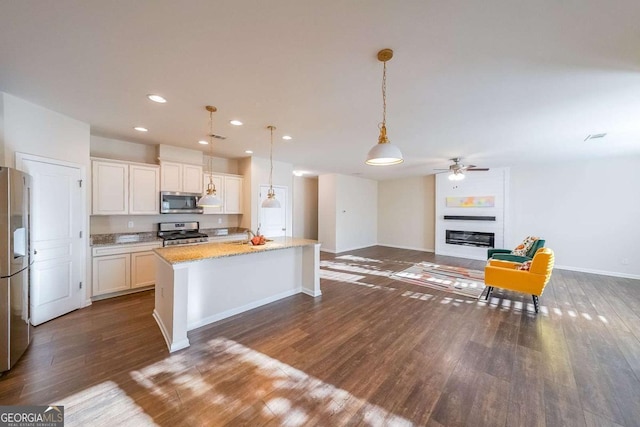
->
xmin=92 ymin=159 xmax=159 ymax=215
xmin=160 ymin=161 xmax=203 ymax=194
xmin=202 ymin=173 xmax=243 ymax=214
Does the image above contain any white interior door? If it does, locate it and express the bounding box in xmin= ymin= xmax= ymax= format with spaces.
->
xmin=16 ymin=154 xmax=85 ymax=326
xmin=258 ymin=185 xmax=287 ymax=237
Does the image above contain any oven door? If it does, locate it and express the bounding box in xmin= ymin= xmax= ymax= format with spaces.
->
xmin=160 ymin=192 xmax=203 ymax=214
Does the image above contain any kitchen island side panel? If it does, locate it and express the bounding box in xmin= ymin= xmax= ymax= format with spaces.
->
xmin=185 ymin=247 xmax=301 ymax=330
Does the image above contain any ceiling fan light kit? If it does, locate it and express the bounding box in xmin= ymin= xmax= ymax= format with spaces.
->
xmin=366 ymin=48 xmax=404 ymax=166
xmin=197 ymin=105 xmax=224 ymax=208
xmin=262 ymin=125 xmax=281 ymax=209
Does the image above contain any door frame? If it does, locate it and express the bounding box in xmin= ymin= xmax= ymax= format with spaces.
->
xmin=15 ymin=152 xmax=90 ymax=308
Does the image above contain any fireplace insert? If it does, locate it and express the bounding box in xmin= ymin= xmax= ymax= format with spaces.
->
xmin=446 ymin=230 xmax=495 ymax=248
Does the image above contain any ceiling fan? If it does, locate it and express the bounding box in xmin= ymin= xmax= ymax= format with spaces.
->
xmin=435 ymin=158 xmax=489 ymax=181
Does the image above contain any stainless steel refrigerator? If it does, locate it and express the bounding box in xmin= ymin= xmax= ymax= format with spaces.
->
xmin=0 ymin=167 xmax=32 ymax=372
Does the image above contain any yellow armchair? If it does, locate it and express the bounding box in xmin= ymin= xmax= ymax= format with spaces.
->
xmin=484 ymin=248 xmax=555 ymax=313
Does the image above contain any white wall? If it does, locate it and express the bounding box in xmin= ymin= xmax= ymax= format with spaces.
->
xmin=319 ymin=174 xmax=377 ymax=253
xmin=318 ymin=174 xmax=337 ymax=252
xmin=3 ymin=93 xmax=90 ymax=169
xmin=91 ymin=136 xmax=157 ymax=164
xmin=510 ymin=157 xmax=640 ymax=278
xmin=293 ymin=176 xmax=318 ymax=239
xmin=378 ymin=175 xmax=436 ymax=252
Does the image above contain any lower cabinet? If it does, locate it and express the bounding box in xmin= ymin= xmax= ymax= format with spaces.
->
xmin=92 ymin=242 xmax=161 ymax=298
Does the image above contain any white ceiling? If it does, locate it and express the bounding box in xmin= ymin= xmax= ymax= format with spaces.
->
xmin=1 ymin=0 xmax=639 ymax=180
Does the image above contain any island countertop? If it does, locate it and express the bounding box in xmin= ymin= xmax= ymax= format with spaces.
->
xmin=154 ymin=237 xmax=320 ymax=265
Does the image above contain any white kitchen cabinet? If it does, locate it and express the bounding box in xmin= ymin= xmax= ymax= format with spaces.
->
xmin=183 ymin=164 xmax=203 ymax=193
xmin=92 ymin=242 xmax=161 ymax=298
xmin=129 ymin=164 xmax=160 ymax=214
xmin=92 ymin=159 xmax=159 ymax=215
xmin=224 ymin=175 xmax=243 ymax=214
xmin=92 ymin=160 xmax=129 ymax=215
xmin=202 ymin=173 xmax=243 ymax=214
xmin=160 ymin=161 xmax=203 ymax=193
xmin=92 ymin=253 xmax=131 ymax=295
xmin=202 ymin=174 xmax=224 ymax=214
xmin=131 ymin=251 xmax=156 ymax=288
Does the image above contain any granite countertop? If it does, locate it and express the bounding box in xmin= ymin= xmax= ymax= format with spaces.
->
xmin=154 ymin=237 xmax=320 ymax=265
xmin=90 ymin=227 xmax=249 ymax=247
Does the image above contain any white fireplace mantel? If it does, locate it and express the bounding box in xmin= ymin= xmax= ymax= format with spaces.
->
xmin=435 ymin=168 xmax=510 ymax=261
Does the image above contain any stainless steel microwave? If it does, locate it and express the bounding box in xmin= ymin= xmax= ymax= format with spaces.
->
xmin=160 ymin=192 xmax=203 ymax=214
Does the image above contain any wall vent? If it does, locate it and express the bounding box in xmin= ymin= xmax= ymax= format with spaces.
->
xmin=584 ymin=133 xmax=607 ymax=141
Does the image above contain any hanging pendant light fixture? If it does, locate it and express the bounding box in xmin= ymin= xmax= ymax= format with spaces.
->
xmin=197 ymin=105 xmax=223 ymax=207
xmin=261 ymin=125 xmax=281 ymax=208
xmin=366 ymin=48 xmax=404 ymax=166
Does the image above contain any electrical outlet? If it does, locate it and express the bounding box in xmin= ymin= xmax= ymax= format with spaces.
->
xmin=218 ymin=217 xmax=222 ymax=224
xmin=127 ymin=221 xmax=134 ymax=229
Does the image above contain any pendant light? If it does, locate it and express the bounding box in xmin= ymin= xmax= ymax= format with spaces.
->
xmin=261 ymin=125 xmax=281 ymax=208
xmin=366 ymin=49 xmax=404 ymax=166
xmin=197 ymin=105 xmax=223 ymax=207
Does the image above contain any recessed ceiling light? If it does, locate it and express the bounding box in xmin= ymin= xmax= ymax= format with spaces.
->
xmin=198 ymin=140 xmax=209 ymax=145
xmin=245 ymin=150 xmax=253 ymax=154
xmin=134 ymin=126 xmax=148 ymax=132
xmin=147 ymin=94 xmax=167 ymax=103
xmin=230 ymin=120 xmax=243 ymax=126
xmin=293 ymin=170 xmax=304 ymax=176
xmin=282 ymin=135 xmax=292 ymax=140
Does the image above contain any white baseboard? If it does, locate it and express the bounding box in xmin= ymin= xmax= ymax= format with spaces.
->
xmin=321 ymin=245 xmax=377 ymax=254
xmin=187 ymin=288 xmax=301 ymax=331
xmin=302 ymin=288 xmax=322 ymax=297
xmin=377 ymin=243 xmax=435 ymax=253
xmin=554 ymin=264 xmax=640 ymax=280
xmin=83 ymin=299 xmax=92 ymax=308
xmin=153 ymin=309 xmax=190 ymax=352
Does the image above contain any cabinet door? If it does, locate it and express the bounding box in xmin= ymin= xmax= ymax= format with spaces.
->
xmin=131 ymin=251 xmax=156 ymax=288
xmin=224 ymin=176 xmax=243 ymax=214
xmin=160 ymin=161 xmax=182 ymax=192
xmin=129 ymin=165 xmax=160 ymax=214
xmin=202 ymin=174 xmax=224 ymax=214
xmin=92 ymin=161 xmax=128 ymax=215
xmin=92 ymin=254 xmax=130 ymax=296
xmin=183 ymin=164 xmax=203 ymax=194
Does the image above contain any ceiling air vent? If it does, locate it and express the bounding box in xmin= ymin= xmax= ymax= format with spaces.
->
xmin=584 ymin=133 xmax=607 ymax=141
xmin=210 ymin=133 xmax=227 ymax=140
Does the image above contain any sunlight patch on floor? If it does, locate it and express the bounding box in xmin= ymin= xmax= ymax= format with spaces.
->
xmin=335 ymin=254 xmax=383 ymax=263
xmin=320 ymin=268 xmax=397 ymax=291
xmin=56 ymin=381 xmax=158 ymax=426
xmin=320 ymin=260 xmax=394 ymax=277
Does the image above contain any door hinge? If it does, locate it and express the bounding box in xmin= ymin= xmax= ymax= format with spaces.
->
xmin=79 ymin=231 xmax=83 ymax=238
xmin=79 ymin=282 xmax=83 ymax=289
xmin=78 ymin=179 xmax=83 ymax=188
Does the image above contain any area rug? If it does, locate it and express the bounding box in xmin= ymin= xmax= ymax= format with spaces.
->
xmin=390 ymin=262 xmax=486 ymax=299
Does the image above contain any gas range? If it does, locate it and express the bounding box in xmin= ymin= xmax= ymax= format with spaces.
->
xmin=158 ymin=221 xmax=209 ymax=247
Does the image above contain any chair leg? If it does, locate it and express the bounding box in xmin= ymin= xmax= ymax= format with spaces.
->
xmin=532 ymin=295 xmax=539 ymax=313
xmin=485 ymin=286 xmax=493 ymax=300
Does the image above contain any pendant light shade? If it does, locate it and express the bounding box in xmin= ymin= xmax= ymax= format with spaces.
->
xmin=198 ymin=106 xmax=223 ymax=208
xmin=261 ymin=125 xmax=281 ymax=208
xmin=366 ymin=49 xmax=404 ymax=166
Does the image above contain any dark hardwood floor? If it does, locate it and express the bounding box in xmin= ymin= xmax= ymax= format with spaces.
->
xmin=1 ymin=246 xmax=639 ymax=426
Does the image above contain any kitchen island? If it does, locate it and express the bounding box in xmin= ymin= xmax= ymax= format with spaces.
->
xmin=153 ymin=237 xmax=321 ymax=352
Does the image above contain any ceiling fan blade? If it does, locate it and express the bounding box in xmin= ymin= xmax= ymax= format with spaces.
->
xmin=467 ymin=168 xmax=490 ymax=171
xmin=434 ymin=168 xmax=450 ymax=171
